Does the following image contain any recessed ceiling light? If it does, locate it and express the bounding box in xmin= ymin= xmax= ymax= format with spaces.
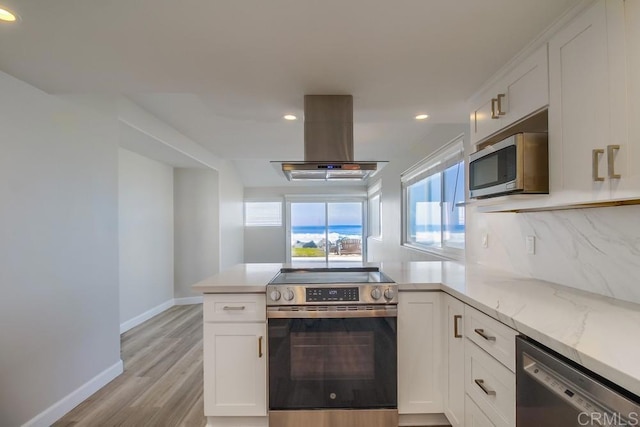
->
xmin=0 ymin=7 xmax=17 ymax=22
xmin=283 ymin=115 xmax=297 ymax=121
xmin=415 ymin=114 xmax=429 ymax=120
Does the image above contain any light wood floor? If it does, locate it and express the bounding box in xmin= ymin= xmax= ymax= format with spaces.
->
xmin=54 ymin=304 xmax=449 ymax=427
xmin=53 ymin=304 xmax=206 ymax=427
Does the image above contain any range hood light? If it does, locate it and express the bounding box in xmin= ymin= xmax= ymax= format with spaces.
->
xmin=283 ymin=114 xmax=297 ymax=121
xmin=415 ymin=114 xmax=429 ymax=120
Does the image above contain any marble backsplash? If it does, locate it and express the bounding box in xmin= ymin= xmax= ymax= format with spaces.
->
xmin=467 ymin=204 xmax=640 ymax=305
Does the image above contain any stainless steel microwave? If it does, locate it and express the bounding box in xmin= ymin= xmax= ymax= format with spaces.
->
xmin=469 ymin=132 xmax=549 ymax=199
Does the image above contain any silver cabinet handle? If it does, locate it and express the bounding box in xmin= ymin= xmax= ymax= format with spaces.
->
xmin=454 ymin=315 xmax=462 ymax=338
xmin=475 ymin=379 xmax=496 ymax=396
xmin=258 ymin=336 xmax=263 ymax=358
xmin=474 ymin=328 xmax=496 ymax=341
xmin=223 ymin=306 xmax=246 ymax=311
xmin=607 ymin=145 xmax=621 ymax=179
xmin=496 ymin=93 xmax=506 ymax=116
xmin=491 ymin=98 xmax=499 ymax=119
xmin=592 ymin=149 xmax=605 ymax=182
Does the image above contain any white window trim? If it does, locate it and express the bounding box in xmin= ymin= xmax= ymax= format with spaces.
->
xmin=367 ymin=180 xmax=382 ymax=240
xmin=244 ymin=199 xmax=284 ymax=227
xmin=400 ymin=134 xmax=466 ymax=261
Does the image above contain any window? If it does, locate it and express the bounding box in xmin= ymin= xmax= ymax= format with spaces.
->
xmin=244 ymin=201 xmax=282 ymax=226
xmin=368 ymin=180 xmax=382 ymax=238
xmin=401 ymin=136 xmax=465 ymax=258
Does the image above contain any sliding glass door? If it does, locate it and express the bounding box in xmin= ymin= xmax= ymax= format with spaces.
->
xmin=288 ymin=200 xmax=364 ymax=263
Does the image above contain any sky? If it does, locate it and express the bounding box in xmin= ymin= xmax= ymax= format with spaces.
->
xmin=291 ymin=202 xmax=362 ymax=227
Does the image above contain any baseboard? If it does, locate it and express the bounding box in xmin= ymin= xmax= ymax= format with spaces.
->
xmin=119 ymin=299 xmax=174 ymax=334
xmin=21 ymin=360 xmax=124 ymax=427
xmin=174 ymin=296 xmax=203 ymax=305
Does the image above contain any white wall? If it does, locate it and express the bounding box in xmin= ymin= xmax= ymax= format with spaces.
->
xmin=174 ymin=168 xmax=220 ymax=297
xmin=367 ymin=124 xmax=468 ymax=263
xmin=0 ymin=71 xmax=120 ymax=426
xmin=118 ymin=148 xmax=174 ymax=324
xmin=466 ymin=204 xmax=640 ymax=305
xmin=218 ymin=161 xmax=245 ymax=271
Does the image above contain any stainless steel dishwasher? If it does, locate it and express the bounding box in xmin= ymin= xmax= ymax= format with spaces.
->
xmin=517 ymin=336 xmax=640 ymax=426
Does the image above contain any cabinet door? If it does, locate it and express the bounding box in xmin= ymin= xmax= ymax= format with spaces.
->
xmin=548 ymin=0 xmax=623 ymax=203
xmin=500 ymin=44 xmax=549 ymax=129
xmin=472 ymin=97 xmax=502 ymax=145
xmin=442 ymin=295 xmax=465 ymax=427
xmin=614 ymin=0 xmax=640 ymax=198
xmin=465 ymin=394 xmax=496 ymax=427
xmin=204 ymin=323 xmax=267 ymax=416
xmin=398 ymin=291 xmax=442 ymax=414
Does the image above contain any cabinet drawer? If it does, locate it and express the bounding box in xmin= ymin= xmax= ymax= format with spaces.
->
xmin=204 ymin=294 xmax=266 ymax=322
xmin=465 ymin=341 xmax=515 ymax=427
xmin=465 ymin=394 xmax=496 ymax=427
xmin=465 ymin=306 xmax=517 ymax=372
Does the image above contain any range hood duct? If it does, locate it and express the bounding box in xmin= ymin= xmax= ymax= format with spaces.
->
xmin=274 ymin=95 xmax=386 ymax=181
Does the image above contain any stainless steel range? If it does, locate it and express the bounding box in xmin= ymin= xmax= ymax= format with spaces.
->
xmin=266 ymin=267 xmax=398 ymax=427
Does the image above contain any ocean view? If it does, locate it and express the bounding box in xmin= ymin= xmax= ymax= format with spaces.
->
xmin=291 ymin=224 xmax=362 ymax=244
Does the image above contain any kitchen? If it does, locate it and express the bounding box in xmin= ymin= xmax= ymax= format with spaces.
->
xmin=1 ymin=0 xmax=639 ymax=426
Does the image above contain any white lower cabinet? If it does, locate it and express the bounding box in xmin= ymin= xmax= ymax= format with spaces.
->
xmin=465 ymin=394 xmax=496 ymax=427
xmin=463 ymin=305 xmax=516 ymax=427
xmin=397 ymin=291 xmax=443 ymax=414
xmin=442 ymin=294 xmax=465 ymax=427
xmin=203 ymin=294 xmax=267 ymax=418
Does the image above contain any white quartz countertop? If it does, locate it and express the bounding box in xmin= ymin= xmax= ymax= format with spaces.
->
xmin=192 ymin=261 xmax=640 ymax=397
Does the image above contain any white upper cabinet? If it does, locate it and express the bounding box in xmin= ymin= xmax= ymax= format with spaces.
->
xmin=548 ymin=0 xmax=628 ymax=204
xmin=616 ymin=0 xmax=640 ymax=199
xmin=470 ymin=44 xmax=549 ymax=145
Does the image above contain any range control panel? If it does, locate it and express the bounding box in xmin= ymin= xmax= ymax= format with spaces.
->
xmin=266 ymin=283 xmax=398 ymax=306
xmin=306 ymin=287 xmax=359 ymax=302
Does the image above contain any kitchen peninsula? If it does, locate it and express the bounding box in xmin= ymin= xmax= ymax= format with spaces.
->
xmin=194 ymin=261 xmax=640 ymax=427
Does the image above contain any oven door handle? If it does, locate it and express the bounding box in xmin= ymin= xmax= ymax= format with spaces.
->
xmin=267 ymin=306 xmax=397 ymax=319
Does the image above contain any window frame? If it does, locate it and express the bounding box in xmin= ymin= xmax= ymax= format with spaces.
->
xmin=367 ymin=180 xmax=382 ymax=240
xmin=244 ymin=200 xmax=284 ymax=227
xmin=284 ymin=194 xmax=367 ymax=263
xmin=401 ymin=135 xmax=466 ymax=260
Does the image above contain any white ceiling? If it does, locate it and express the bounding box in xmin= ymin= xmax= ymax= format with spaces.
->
xmin=0 ymin=0 xmax=580 ymax=186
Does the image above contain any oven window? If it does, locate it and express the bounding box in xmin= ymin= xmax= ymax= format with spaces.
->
xmin=269 ymin=317 xmax=397 ymax=410
xmin=290 ymin=331 xmax=375 ymax=381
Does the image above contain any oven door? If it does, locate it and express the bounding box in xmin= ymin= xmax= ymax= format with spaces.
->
xmin=268 ymin=310 xmax=397 ymax=410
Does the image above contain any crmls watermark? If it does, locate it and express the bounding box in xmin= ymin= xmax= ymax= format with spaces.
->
xmin=578 ymin=412 xmax=639 ymax=426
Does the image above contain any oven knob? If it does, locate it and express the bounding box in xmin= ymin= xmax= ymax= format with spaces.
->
xmin=370 ymin=287 xmax=382 ymax=300
xmin=384 ymin=288 xmax=396 ymax=300
xmin=283 ymin=289 xmax=295 ymax=301
xmin=270 ymin=289 xmax=282 ymax=301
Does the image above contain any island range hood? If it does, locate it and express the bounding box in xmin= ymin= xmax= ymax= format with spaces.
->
xmin=272 ymin=95 xmax=387 ymax=181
